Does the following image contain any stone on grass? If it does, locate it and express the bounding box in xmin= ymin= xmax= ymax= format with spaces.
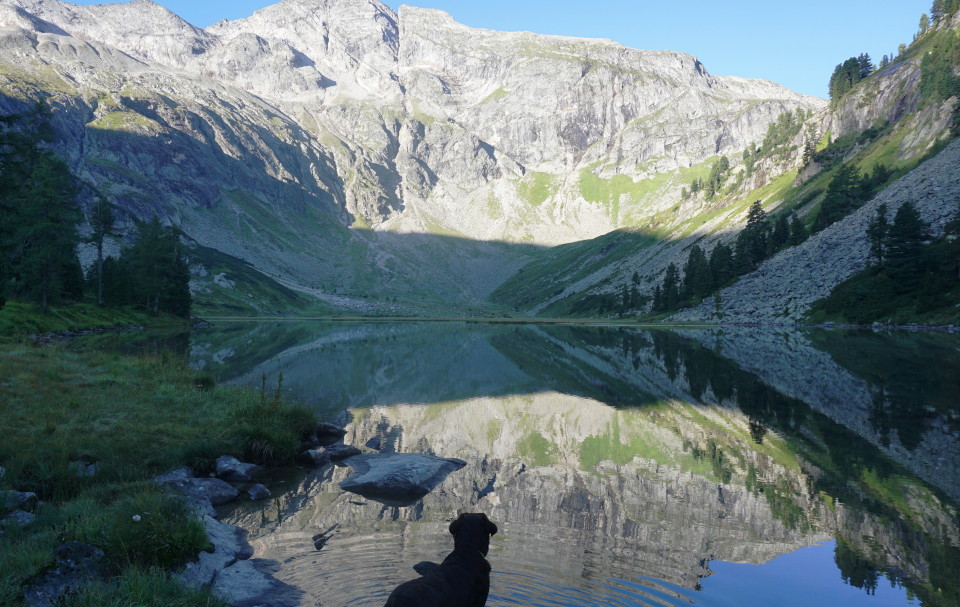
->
xmin=160 ymin=477 xmax=240 ymax=506
xmin=215 ymin=456 xmax=261 ymax=483
xmin=1 ymin=490 xmax=38 ymax=511
xmin=300 ymin=449 xmax=331 ymax=467
xmin=339 ymin=453 xmax=467 ymax=506
xmin=1 ymin=510 xmax=36 ymax=529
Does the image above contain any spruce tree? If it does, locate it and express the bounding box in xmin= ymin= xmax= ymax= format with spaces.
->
xmin=788 ymin=214 xmax=808 ymax=246
xmin=886 ymin=201 xmax=927 ymax=291
xmin=866 ymin=203 xmax=889 ymax=267
xmin=87 ymin=193 xmax=116 ymax=305
xmin=813 ymin=163 xmax=864 ymax=232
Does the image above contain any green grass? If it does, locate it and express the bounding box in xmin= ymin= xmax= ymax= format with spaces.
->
xmin=517 ymin=172 xmax=559 ymax=207
xmin=0 ymin=302 xmax=186 ymax=342
xmin=0 ymin=342 xmax=318 ymax=605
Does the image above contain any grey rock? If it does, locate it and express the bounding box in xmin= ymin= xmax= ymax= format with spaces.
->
xmin=22 ymin=542 xmax=104 ymax=607
xmin=212 ymin=559 xmax=303 ymax=607
xmin=325 ymin=444 xmax=361 ymax=461
xmin=1 ymin=490 xmax=38 ymax=511
xmin=1 ymin=510 xmax=36 ymax=528
xmin=68 ymin=461 xmax=99 ymax=477
xmin=315 ymin=422 xmax=348 ymax=447
xmin=153 ymin=466 xmax=196 ymax=484
xmin=161 ymin=477 xmax=240 ymax=506
xmin=339 ymin=453 xmax=467 ymax=506
xmin=178 ymin=516 xmax=253 ymax=589
xmin=215 ymin=456 xmax=261 ymax=483
xmin=300 ymin=449 xmax=332 ymax=468
xmin=247 ymin=484 xmax=271 ymax=500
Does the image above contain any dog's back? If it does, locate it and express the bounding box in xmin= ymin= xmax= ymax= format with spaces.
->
xmin=383 ymin=513 xmax=497 ymax=607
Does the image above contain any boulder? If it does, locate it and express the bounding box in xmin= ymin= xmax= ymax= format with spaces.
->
xmin=23 ymin=542 xmax=104 ymax=607
xmin=212 ymin=559 xmax=303 ymax=607
xmin=339 ymin=453 xmax=467 ymax=506
xmin=178 ymin=516 xmax=253 ymax=589
xmin=68 ymin=461 xmax=99 ymax=477
xmin=315 ymin=422 xmax=348 ymax=447
xmin=325 ymin=444 xmax=361 ymax=461
xmin=160 ymin=477 xmax=240 ymax=506
xmin=215 ymin=456 xmax=261 ymax=483
xmin=247 ymin=484 xmax=271 ymax=500
xmin=299 ymin=449 xmax=331 ymax=467
xmin=1 ymin=490 xmax=38 ymax=511
xmin=1 ymin=510 xmax=36 ymax=529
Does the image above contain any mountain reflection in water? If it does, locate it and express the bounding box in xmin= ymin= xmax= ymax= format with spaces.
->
xmin=187 ymin=322 xmax=959 ymax=607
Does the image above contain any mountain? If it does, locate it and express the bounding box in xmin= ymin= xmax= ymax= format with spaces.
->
xmin=0 ymin=0 xmax=830 ymax=315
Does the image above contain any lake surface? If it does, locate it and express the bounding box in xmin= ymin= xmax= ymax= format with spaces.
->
xmin=94 ymin=322 xmax=960 ymax=606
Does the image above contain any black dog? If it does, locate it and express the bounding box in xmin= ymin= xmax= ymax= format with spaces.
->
xmin=383 ymin=512 xmax=498 ymax=607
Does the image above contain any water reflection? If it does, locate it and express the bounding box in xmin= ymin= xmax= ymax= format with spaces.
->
xmin=186 ymin=323 xmax=960 ymax=606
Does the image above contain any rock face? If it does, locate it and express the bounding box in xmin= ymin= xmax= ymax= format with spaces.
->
xmin=0 ymin=0 xmax=824 ymax=310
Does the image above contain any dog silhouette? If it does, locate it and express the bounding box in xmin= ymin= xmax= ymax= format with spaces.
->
xmin=383 ymin=512 xmax=498 ymax=607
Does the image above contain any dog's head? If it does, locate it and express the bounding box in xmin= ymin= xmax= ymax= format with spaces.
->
xmin=448 ymin=513 xmax=498 ymax=555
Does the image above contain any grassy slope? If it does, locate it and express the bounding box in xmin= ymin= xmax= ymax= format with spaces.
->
xmin=0 ymin=335 xmax=317 ymax=605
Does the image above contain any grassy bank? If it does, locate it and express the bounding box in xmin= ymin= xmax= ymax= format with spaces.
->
xmin=0 ymin=301 xmax=190 ymax=342
xmin=0 ymin=342 xmax=318 ymax=606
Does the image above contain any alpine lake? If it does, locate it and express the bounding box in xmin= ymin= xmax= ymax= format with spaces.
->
xmin=73 ymin=321 xmax=960 ymax=607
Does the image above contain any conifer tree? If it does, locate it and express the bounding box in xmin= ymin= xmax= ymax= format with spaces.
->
xmin=813 ymin=164 xmax=864 ymax=232
xmin=788 ymin=214 xmax=808 ymax=246
xmin=886 ymin=202 xmax=927 ymax=291
xmin=709 ymin=243 xmax=734 ymax=288
xmin=866 ymin=203 xmax=889 ymax=267
xmin=662 ymin=263 xmax=680 ymax=311
xmin=87 ymin=193 xmax=117 ymax=305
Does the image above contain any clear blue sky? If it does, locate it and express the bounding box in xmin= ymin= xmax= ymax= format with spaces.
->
xmin=69 ymin=0 xmax=932 ymax=98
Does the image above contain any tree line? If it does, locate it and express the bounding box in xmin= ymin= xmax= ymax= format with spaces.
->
xmin=650 ymin=201 xmax=807 ymax=315
xmin=0 ymin=103 xmax=191 ymax=317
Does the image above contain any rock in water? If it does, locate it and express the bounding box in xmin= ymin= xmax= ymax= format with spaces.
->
xmin=339 ymin=453 xmax=467 ymax=506
xmin=215 ymin=455 xmax=261 ymax=483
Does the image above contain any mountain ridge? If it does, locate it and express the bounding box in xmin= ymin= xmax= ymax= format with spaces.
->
xmin=4 ymin=0 xmax=947 ymax=318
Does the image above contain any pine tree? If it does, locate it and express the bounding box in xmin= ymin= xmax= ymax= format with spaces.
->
xmin=770 ymin=214 xmax=790 ymax=254
xmin=813 ymin=163 xmax=864 ymax=232
xmin=886 ymin=201 xmax=927 ymax=291
xmin=1 ymin=103 xmax=82 ymax=312
xmin=121 ymin=218 xmax=192 ymax=317
xmin=788 ymin=214 xmax=808 ymax=246
xmin=709 ymin=243 xmax=734 ymax=288
xmin=866 ymin=203 xmax=889 ymax=267
xmin=662 ymin=263 xmax=680 ymax=311
xmin=86 ymin=193 xmax=117 ymax=305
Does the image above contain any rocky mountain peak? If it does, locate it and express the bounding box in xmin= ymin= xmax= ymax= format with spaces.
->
xmin=2 ymin=0 xmax=213 ymax=65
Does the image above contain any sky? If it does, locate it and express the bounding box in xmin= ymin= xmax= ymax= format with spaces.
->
xmin=68 ymin=0 xmax=933 ymax=98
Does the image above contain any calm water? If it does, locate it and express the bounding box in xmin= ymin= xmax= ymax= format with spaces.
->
xmin=92 ymin=323 xmax=960 ymax=606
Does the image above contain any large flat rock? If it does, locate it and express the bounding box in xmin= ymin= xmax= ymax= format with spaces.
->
xmin=339 ymin=453 xmax=466 ymax=506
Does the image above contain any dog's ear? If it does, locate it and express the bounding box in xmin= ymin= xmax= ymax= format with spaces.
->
xmin=487 ymin=520 xmax=498 ymax=536
xmin=448 ymin=515 xmax=462 ymax=536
